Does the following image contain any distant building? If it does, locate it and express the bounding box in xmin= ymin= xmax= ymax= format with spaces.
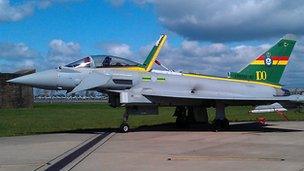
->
xmin=0 ymin=69 xmax=35 ymax=109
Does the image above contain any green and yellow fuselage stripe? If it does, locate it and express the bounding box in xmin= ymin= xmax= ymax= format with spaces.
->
xmin=182 ymin=73 xmax=282 ymax=89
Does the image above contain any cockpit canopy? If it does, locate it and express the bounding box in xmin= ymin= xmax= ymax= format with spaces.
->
xmin=65 ymin=55 xmax=141 ymax=68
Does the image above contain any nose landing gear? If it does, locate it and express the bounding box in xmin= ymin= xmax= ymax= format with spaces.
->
xmin=120 ymin=122 xmax=130 ymax=133
xmin=120 ymin=111 xmax=130 ymax=133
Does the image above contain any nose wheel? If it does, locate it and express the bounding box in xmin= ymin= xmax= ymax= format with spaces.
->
xmin=120 ymin=110 xmax=130 ymax=133
xmin=120 ymin=122 xmax=130 ymax=133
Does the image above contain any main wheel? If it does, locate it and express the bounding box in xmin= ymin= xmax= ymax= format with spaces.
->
xmin=120 ymin=123 xmax=130 ymax=133
xmin=221 ymin=118 xmax=230 ymax=129
xmin=176 ymin=116 xmax=188 ymax=128
xmin=212 ymin=119 xmax=229 ymax=131
xmin=212 ymin=119 xmax=222 ymax=131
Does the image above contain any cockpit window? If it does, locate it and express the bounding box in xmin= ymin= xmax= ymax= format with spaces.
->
xmin=65 ymin=57 xmax=92 ymax=68
xmin=91 ymin=55 xmax=141 ymax=68
xmin=102 ymin=56 xmax=112 ymax=67
xmin=65 ymin=55 xmax=141 ymax=68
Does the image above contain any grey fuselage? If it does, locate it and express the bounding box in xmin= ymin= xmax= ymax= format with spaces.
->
xmin=23 ymin=67 xmax=292 ymax=107
xmin=9 ymin=66 xmax=304 ymax=108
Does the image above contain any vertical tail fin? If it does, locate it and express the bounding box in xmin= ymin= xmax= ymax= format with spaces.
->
xmin=229 ymin=35 xmax=296 ymax=85
xmin=143 ymin=34 xmax=167 ymax=71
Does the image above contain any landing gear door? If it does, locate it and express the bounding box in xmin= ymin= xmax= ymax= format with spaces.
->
xmin=126 ymin=106 xmax=159 ymax=115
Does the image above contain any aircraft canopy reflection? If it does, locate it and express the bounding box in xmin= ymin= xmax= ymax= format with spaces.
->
xmin=65 ymin=55 xmax=142 ymax=68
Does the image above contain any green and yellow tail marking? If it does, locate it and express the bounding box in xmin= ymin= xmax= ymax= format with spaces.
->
xmin=229 ymin=35 xmax=296 ymax=85
xmin=143 ymin=34 xmax=167 ymax=72
xmin=121 ymin=34 xmax=167 ymax=72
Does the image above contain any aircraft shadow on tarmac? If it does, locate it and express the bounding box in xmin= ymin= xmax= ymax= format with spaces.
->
xmin=43 ymin=122 xmax=302 ymax=135
xmin=134 ymin=122 xmax=303 ymax=133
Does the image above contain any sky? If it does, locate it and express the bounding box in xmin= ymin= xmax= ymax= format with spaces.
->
xmin=0 ymin=0 xmax=304 ymax=87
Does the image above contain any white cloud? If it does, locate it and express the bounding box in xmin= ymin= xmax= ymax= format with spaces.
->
xmin=281 ymin=37 xmax=304 ymax=87
xmin=0 ymin=0 xmax=34 ymax=22
xmin=0 ymin=42 xmax=38 ymax=72
xmin=159 ymin=41 xmax=265 ymax=75
xmin=105 ymin=0 xmax=304 ymax=41
xmin=0 ymin=0 xmax=82 ymax=22
xmin=136 ymin=38 xmax=304 ymax=87
xmin=1 ymin=36 xmax=303 ymax=87
xmin=132 ymin=0 xmax=304 ymax=42
xmin=101 ymin=43 xmax=133 ymax=58
xmin=107 ymin=0 xmax=154 ymax=6
xmin=0 ymin=39 xmax=82 ymax=72
xmin=132 ymin=0 xmax=155 ymax=5
xmin=126 ymin=39 xmax=268 ymax=75
xmin=0 ymin=42 xmax=38 ymax=58
xmin=47 ymin=39 xmax=81 ymax=66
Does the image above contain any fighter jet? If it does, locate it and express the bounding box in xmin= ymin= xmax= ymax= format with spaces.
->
xmin=8 ymin=34 xmax=304 ymax=132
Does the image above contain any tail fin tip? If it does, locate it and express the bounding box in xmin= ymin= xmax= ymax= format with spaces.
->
xmin=143 ymin=34 xmax=167 ymax=71
xmin=283 ymin=34 xmax=297 ymax=41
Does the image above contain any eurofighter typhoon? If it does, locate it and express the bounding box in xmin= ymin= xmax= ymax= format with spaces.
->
xmin=8 ymin=34 xmax=304 ymax=132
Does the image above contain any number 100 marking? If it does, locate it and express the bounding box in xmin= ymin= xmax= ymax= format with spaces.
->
xmin=256 ymin=71 xmax=267 ymax=80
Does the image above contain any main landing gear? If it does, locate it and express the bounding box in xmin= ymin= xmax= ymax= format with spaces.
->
xmin=120 ymin=103 xmax=229 ymax=132
xmin=212 ymin=102 xmax=230 ymax=131
xmin=174 ymin=106 xmax=209 ymax=128
xmin=212 ymin=118 xmax=229 ymax=130
xmin=173 ymin=103 xmax=230 ymax=131
xmin=174 ymin=106 xmax=189 ymax=128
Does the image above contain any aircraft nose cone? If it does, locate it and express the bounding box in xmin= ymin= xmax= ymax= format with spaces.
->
xmin=7 ymin=69 xmax=59 ymax=88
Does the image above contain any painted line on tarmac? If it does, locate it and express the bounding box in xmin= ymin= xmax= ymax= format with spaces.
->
xmin=36 ymin=132 xmax=115 ymax=171
xmin=167 ymin=155 xmax=285 ymax=162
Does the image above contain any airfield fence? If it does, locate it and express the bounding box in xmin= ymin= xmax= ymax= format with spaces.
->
xmin=289 ymin=88 xmax=304 ymax=95
xmin=34 ymin=95 xmax=108 ymax=103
